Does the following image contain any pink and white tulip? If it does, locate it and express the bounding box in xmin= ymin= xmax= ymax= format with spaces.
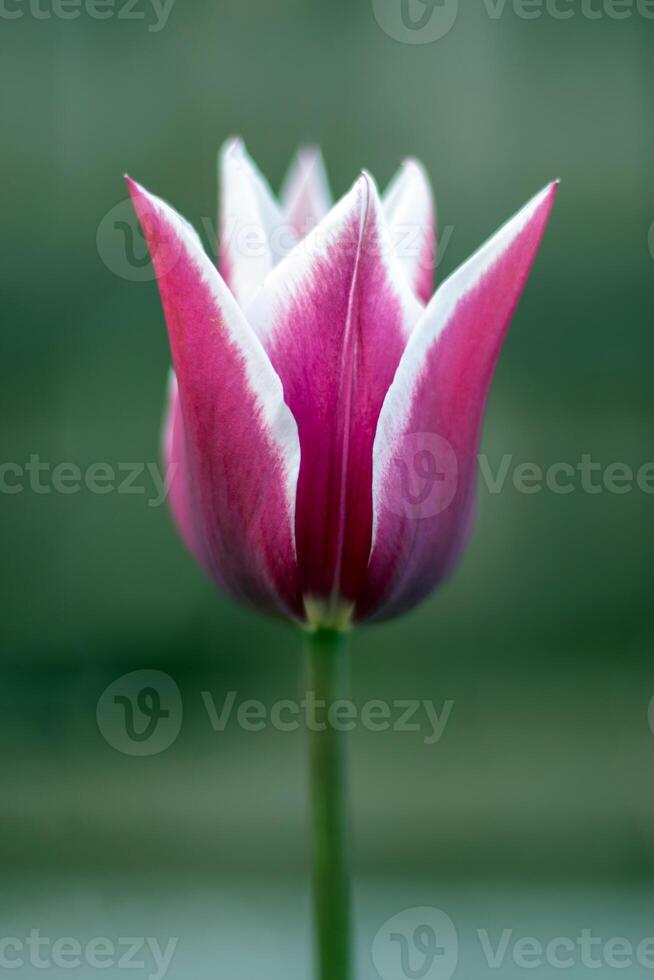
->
xmin=127 ymin=141 xmax=557 ymax=629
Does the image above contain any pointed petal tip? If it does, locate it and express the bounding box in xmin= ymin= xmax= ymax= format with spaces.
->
xmin=401 ymin=156 xmax=428 ymax=176
xmin=220 ymin=136 xmax=246 ymax=165
xmin=124 ymin=174 xmax=152 ymax=199
xmin=124 ymin=175 xmax=148 ymax=206
xmin=123 ymin=177 xmax=165 ymax=220
xmin=337 ymin=171 xmax=386 ymax=224
xmin=296 ymin=144 xmax=328 ymax=178
xmin=540 ymin=178 xmax=560 ymax=202
xmin=395 ymin=157 xmax=433 ymax=204
xmin=355 ymin=169 xmax=381 ymax=202
xmin=297 ymin=144 xmax=323 ymax=163
xmin=280 ymin=145 xmax=332 ymax=237
xmin=529 ymin=179 xmax=560 ymax=221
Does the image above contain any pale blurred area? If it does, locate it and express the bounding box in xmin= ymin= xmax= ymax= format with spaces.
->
xmin=1 ymin=0 xmax=654 ymax=976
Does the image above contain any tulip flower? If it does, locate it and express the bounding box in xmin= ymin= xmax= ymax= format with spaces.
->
xmin=126 ymin=141 xmax=557 ymax=980
xmin=127 ymin=142 xmax=557 ymax=631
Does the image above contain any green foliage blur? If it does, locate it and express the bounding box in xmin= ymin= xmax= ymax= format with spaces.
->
xmin=1 ymin=0 xmax=653 ymax=973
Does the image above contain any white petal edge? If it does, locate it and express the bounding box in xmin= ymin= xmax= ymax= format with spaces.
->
xmin=219 ymin=138 xmax=298 ymax=306
xmin=383 ymin=158 xmax=434 ymax=298
xmin=280 ymin=146 xmax=333 ymax=233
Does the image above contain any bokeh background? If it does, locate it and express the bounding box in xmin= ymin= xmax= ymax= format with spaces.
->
xmin=2 ymin=0 xmax=654 ymax=976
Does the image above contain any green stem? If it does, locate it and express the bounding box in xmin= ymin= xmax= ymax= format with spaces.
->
xmin=305 ymin=628 xmax=352 ymax=980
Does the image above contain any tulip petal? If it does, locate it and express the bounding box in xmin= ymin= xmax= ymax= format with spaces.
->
xmin=219 ymin=139 xmax=297 ymax=306
xmin=383 ymin=159 xmax=435 ymax=303
xmin=280 ymin=146 xmax=333 ymax=238
xmin=127 ymin=176 xmax=302 ymax=620
xmin=162 ymin=371 xmax=211 ymax=572
xmin=246 ymin=174 xmax=422 ymax=623
xmin=360 ymin=181 xmax=559 ymax=622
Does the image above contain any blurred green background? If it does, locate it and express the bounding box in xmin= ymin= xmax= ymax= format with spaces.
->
xmin=2 ymin=0 xmax=654 ymax=976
